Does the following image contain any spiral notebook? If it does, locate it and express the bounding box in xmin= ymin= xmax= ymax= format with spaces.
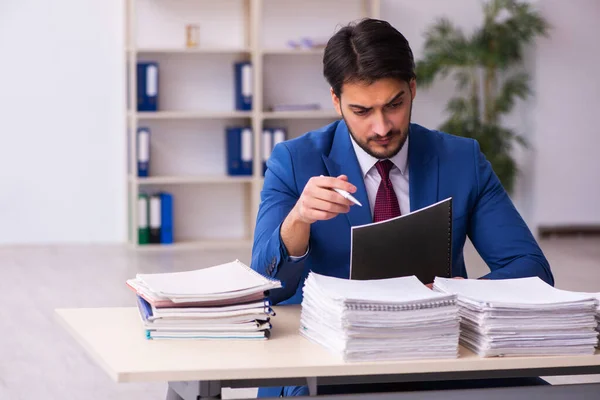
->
xmin=350 ymin=197 xmax=453 ymax=285
xmin=299 ymin=272 xmax=460 ymax=361
xmin=304 ymin=272 xmax=456 ymax=310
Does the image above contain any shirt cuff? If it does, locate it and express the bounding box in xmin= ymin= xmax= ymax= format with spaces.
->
xmin=288 ymin=244 xmax=310 ymax=262
xmin=279 ymin=225 xmax=310 ymax=263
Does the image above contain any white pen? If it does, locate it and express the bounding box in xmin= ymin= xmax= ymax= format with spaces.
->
xmin=320 ymin=175 xmax=362 ymax=207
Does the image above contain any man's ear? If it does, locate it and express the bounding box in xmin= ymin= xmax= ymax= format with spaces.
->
xmin=409 ymin=78 xmax=417 ymax=101
xmin=330 ymin=88 xmax=342 ymax=116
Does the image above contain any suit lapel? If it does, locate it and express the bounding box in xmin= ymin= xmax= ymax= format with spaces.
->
xmin=408 ymin=125 xmax=439 ymax=212
xmin=321 ymin=120 xmax=372 ymax=227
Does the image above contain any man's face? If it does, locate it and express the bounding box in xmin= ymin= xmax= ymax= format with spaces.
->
xmin=331 ymin=77 xmax=416 ymax=159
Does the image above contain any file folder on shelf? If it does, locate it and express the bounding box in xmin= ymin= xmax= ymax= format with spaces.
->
xmin=226 ymin=126 xmax=253 ymax=176
xmin=149 ymin=194 xmax=161 ymax=244
xmin=234 ymin=61 xmax=252 ymax=111
xmin=272 ymin=127 xmax=286 ymax=149
xmin=159 ymin=192 xmax=173 ymax=244
xmin=137 ymin=127 xmax=150 ymax=177
xmin=138 ymin=194 xmax=150 ymax=245
xmin=261 ymin=127 xmax=287 ymax=176
xmin=137 ymin=62 xmax=159 ymax=111
xmin=261 ymin=128 xmax=272 ymax=176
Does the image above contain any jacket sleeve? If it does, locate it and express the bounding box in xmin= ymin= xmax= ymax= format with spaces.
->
xmin=467 ymin=140 xmax=554 ymax=285
xmin=250 ymin=143 xmax=310 ymax=304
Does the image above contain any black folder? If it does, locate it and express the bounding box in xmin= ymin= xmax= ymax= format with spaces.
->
xmin=350 ymin=198 xmax=453 ymax=285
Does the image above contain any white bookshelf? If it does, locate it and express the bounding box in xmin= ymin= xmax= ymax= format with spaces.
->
xmin=125 ymin=0 xmax=380 ymax=250
xmin=261 ymin=110 xmax=341 ymax=120
xmin=132 ymin=176 xmax=256 ymax=185
xmin=135 ymin=111 xmax=252 ymax=120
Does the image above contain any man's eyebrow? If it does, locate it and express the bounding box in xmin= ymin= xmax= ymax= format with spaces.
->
xmin=348 ymin=90 xmax=406 ymax=109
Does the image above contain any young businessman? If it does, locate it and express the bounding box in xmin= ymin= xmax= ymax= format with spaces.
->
xmin=251 ymin=18 xmax=553 ymax=397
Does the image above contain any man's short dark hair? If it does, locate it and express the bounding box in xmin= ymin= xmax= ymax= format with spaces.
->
xmin=323 ymin=18 xmax=416 ymax=98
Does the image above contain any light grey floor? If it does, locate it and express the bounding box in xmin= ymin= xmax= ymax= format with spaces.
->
xmin=0 ymin=237 xmax=599 ymax=399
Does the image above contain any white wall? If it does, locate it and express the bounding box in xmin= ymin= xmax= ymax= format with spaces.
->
xmin=382 ymin=0 xmax=600 ymax=230
xmin=0 ymin=0 xmax=126 ymax=244
xmin=0 ymin=0 xmax=597 ymax=245
xmin=531 ymin=0 xmax=600 ymax=227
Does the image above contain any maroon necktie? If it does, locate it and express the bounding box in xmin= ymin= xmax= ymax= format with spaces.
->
xmin=373 ymin=160 xmax=401 ymax=222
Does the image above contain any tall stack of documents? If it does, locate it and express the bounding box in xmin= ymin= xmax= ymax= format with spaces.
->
xmin=597 ymin=299 xmax=600 ymax=347
xmin=582 ymin=292 xmax=600 ymax=348
xmin=300 ymin=272 xmax=460 ymax=362
xmin=433 ymin=277 xmax=600 ymax=357
xmin=126 ymin=260 xmax=281 ymax=340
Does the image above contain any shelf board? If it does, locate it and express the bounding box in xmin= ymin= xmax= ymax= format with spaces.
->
xmin=262 ymin=48 xmax=325 ymax=56
xmin=132 ymin=238 xmax=253 ymax=252
xmin=262 ymin=110 xmax=340 ymax=120
xmin=130 ymin=47 xmax=251 ymax=55
xmin=133 ymin=176 xmax=255 ymax=185
xmin=135 ymin=111 xmax=252 ymax=120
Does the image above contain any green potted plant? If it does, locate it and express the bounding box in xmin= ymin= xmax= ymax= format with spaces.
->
xmin=415 ymin=0 xmax=550 ymax=193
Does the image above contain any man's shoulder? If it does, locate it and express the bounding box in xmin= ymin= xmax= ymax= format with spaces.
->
xmin=280 ymin=119 xmax=341 ymax=156
xmin=410 ymin=123 xmax=477 ymax=157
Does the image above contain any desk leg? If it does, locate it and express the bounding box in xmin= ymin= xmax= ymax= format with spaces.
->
xmin=166 ymin=385 xmax=184 ymax=400
xmin=167 ymin=381 xmax=222 ymax=400
xmin=307 ymin=377 xmax=318 ymax=396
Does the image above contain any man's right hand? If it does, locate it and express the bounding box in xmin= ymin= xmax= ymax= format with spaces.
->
xmin=292 ymin=174 xmax=357 ymax=224
xmin=280 ymin=175 xmax=357 ymax=258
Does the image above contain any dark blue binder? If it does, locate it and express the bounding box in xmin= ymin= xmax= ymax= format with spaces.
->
xmin=226 ymin=126 xmax=253 ymax=176
xmin=137 ymin=62 xmax=159 ymax=111
xmin=137 ymin=127 xmax=150 ymax=177
xmin=160 ymin=192 xmax=173 ymax=244
xmin=234 ymin=61 xmax=252 ymax=111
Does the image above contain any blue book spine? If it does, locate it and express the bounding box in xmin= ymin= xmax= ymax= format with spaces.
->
xmin=226 ymin=126 xmax=241 ymax=175
xmin=137 ymin=62 xmax=159 ymax=111
xmin=160 ymin=192 xmax=173 ymax=244
xmin=226 ymin=126 xmax=253 ymax=176
xmin=137 ymin=127 xmax=150 ymax=177
xmin=234 ymin=61 xmax=252 ymax=111
xmin=136 ymin=295 xmax=153 ymax=322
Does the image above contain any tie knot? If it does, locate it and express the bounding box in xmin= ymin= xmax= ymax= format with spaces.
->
xmin=375 ymin=159 xmax=395 ymax=180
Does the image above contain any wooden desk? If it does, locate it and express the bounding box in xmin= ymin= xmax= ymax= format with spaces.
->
xmin=55 ymin=305 xmax=600 ymax=399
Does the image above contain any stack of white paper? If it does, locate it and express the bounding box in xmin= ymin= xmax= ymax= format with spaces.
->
xmin=300 ymin=272 xmax=460 ymax=362
xmin=433 ymin=277 xmax=599 ymax=357
xmin=126 ymin=260 xmax=281 ymax=340
xmin=580 ymin=292 xmax=600 ymax=348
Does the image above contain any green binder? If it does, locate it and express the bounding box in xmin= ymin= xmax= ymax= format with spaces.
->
xmin=138 ymin=194 xmax=150 ymax=245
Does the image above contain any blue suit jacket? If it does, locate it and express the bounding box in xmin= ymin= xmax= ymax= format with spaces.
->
xmin=251 ymin=120 xmax=554 ymax=306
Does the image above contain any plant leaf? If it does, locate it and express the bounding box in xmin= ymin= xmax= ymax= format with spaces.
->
xmin=494 ymin=72 xmax=530 ymax=115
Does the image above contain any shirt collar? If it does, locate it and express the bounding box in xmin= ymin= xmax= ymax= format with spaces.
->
xmin=349 ymin=133 xmax=409 ymax=178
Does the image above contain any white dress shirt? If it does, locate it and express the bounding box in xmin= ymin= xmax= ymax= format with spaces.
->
xmin=287 ymin=134 xmax=410 ymax=262
xmin=349 ymin=134 xmax=410 ymax=217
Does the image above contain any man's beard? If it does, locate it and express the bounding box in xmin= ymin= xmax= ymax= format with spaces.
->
xmin=342 ymin=103 xmax=412 ymax=160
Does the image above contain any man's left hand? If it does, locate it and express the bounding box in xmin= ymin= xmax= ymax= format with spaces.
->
xmin=426 ymin=276 xmax=464 ymax=290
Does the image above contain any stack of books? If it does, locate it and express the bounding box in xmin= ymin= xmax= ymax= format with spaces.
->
xmin=433 ymin=277 xmax=600 ymax=357
xmin=126 ymin=260 xmax=281 ymax=340
xmin=299 ymin=272 xmax=460 ymax=362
